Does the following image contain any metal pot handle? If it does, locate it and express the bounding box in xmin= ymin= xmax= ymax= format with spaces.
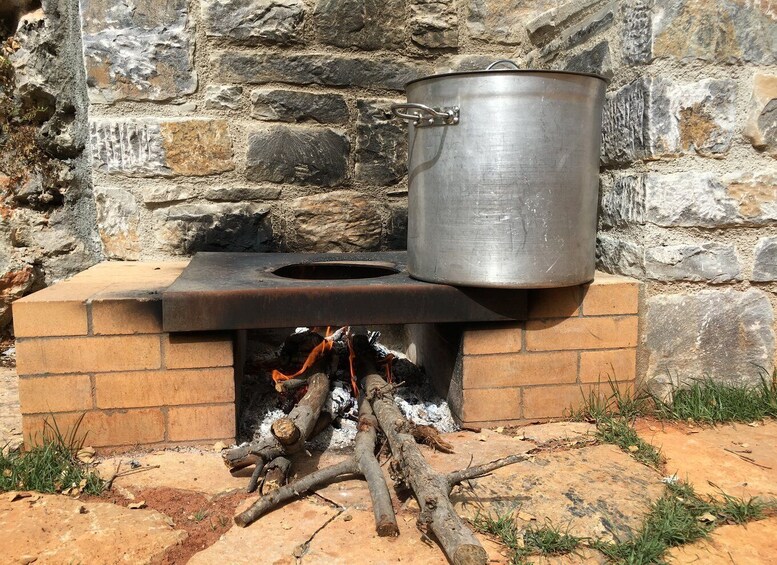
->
xmin=390 ymin=103 xmax=460 ymax=127
xmin=486 ymin=60 xmax=520 ymax=70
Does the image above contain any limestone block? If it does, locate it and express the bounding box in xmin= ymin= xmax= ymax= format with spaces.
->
xmin=94 ymin=186 xmax=141 ymax=260
xmin=250 ymin=89 xmax=349 ymax=124
xmin=723 ymin=172 xmax=777 ymax=225
xmin=526 ymin=0 xmax=608 ymax=46
xmin=90 ymin=119 xmax=234 ymax=177
xmin=538 ymin=1 xmax=614 ymax=57
xmin=651 ymin=0 xmax=777 ymax=65
xmin=596 ymin=235 xmax=644 ymax=278
xmin=202 ymin=0 xmax=305 ymax=45
xmin=355 ymin=99 xmax=407 ymax=186
xmin=287 ymin=190 xmax=382 ymax=251
xmin=644 ymin=243 xmax=741 ymax=283
xmin=646 ymin=290 xmax=774 ymax=385
xmin=564 ymin=41 xmax=613 ymax=78
xmin=410 ymin=0 xmax=459 ymax=49
xmin=314 ymin=0 xmax=405 ymax=50
xmin=80 ymin=0 xmax=196 ymax=103
xmin=601 ymin=77 xmax=736 ymax=165
xmin=621 ymin=0 xmax=653 ymax=64
xmin=204 ymin=85 xmax=244 ymax=110
xmin=752 ymin=237 xmax=777 ymax=282
xmin=246 ymin=126 xmax=349 ymax=186
xmin=744 ymin=74 xmax=777 ymax=158
xmin=214 ymin=52 xmax=430 ymax=91
xmin=154 ymin=203 xmax=273 ymax=254
xmin=467 ymin=0 xmax=556 ymax=45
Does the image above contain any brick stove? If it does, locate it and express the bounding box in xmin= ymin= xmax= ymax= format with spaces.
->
xmin=12 ymin=257 xmax=641 ymax=451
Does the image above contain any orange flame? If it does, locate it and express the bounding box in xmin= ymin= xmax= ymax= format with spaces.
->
xmin=272 ymin=327 xmax=332 ymax=384
xmin=346 ymin=333 xmax=358 ymax=397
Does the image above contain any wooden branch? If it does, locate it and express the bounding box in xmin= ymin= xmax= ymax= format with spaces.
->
xmin=274 ymin=378 xmax=308 ymax=393
xmin=271 ymin=371 xmax=330 ymax=452
xmin=446 ymin=453 xmax=533 ymax=491
xmin=234 ymin=459 xmax=357 ymax=527
xmin=354 ymin=398 xmax=399 ymax=537
xmin=261 ymin=457 xmax=291 ymax=495
xmin=364 ymin=371 xmax=488 ymax=565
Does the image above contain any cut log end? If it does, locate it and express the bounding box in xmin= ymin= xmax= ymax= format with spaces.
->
xmin=376 ymin=519 xmax=400 ymax=537
xmin=271 ymin=418 xmax=301 ymax=446
xmin=453 ymin=545 xmax=488 ymax=565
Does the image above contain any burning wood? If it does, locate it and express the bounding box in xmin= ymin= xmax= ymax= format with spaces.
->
xmin=224 ymin=328 xmax=530 ymax=564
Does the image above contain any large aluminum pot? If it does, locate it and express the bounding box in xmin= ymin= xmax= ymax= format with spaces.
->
xmin=392 ymin=61 xmax=607 ymax=288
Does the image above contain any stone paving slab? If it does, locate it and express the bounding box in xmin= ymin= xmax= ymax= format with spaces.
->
xmin=637 ymin=419 xmax=777 ymax=499
xmin=0 ymin=492 xmax=186 ymax=564
xmin=668 ymin=516 xmax=777 ymax=564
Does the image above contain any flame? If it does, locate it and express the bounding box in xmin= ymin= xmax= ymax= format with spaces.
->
xmin=346 ymin=333 xmax=358 ymax=397
xmin=272 ymin=327 xmax=332 ymax=384
xmin=383 ymin=353 xmax=395 ymax=384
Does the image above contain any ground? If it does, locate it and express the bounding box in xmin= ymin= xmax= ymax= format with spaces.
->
xmin=1 ymin=365 xmax=776 ymax=564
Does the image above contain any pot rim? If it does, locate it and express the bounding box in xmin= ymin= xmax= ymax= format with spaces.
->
xmin=404 ymin=68 xmax=610 ymax=88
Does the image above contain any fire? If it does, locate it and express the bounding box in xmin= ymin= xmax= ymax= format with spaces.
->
xmin=346 ymin=333 xmax=358 ymax=397
xmin=271 ymin=327 xmax=333 ymax=384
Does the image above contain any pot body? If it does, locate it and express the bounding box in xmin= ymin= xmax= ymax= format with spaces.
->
xmin=403 ymin=70 xmax=606 ymax=288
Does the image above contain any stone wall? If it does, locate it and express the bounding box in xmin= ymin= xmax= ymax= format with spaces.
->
xmin=3 ymin=0 xmax=777 ymax=391
xmin=0 ymin=0 xmax=100 ymax=334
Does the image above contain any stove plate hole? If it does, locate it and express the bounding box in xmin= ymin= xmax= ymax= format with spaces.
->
xmin=272 ymin=262 xmax=399 ymax=280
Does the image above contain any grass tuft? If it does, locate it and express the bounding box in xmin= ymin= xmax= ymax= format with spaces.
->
xmin=653 ymin=374 xmax=777 ymax=424
xmin=523 ymin=520 xmax=582 ymax=556
xmin=0 ymin=415 xmax=104 ymax=495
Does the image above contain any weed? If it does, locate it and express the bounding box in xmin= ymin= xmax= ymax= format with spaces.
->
xmin=653 ymin=374 xmax=777 ymax=424
xmin=523 ymin=520 xmax=582 ymax=556
xmin=596 ymin=417 xmax=663 ymax=469
xmin=0 ymin=415 xmax=104 ymax=495
xmin=192 ymin=509 xmax=208 ymax=522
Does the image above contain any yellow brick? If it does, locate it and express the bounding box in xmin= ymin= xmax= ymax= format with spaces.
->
xmin=18 ymin=375 xmax=93 ymax=414
xmin=16 ymin=335 xmax=162 ymax=375
xmin=12 ymin=300 xmax=89 ymax=337
xmin=579 ymin=349 xmax=637 ymax=383
xmin=460 ymin=388 xmax=522 ymax=422
xmin=164 ymin=333 xmax=233 ymax=369
xmin=523 ymin=384 xmax=590 ymax=419
xmin=462 ymin=323 xmax=522 ymax=355
xmin=581 ymin=279 xmax=639 ymax=316
xmin=95 ymin=368 xmax=234 ymax=408
xmin=91 ymin=297 xmax=163 ymax=335
xmin=167 ymin=404 xmax=235 ymax=441
xmin=525 ymin=316 xmax=638 ymax=351
xmin=462 ymin=351 xmax=578 ymax=388
xmin=23 ymin=408 xmax=165 ymax=448
xmin=528 ymin=287 xmax=582 ymax=319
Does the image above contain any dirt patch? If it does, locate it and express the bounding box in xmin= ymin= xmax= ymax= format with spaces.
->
xmin=85 ymin=486 xmax=252 ymax=564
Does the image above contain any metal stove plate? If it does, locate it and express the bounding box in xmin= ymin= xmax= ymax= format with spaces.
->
xmin=162 ymin=252 xmax=527 ymax=331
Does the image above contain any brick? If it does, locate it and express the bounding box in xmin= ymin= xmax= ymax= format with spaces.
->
xmin=462 ymin=324 xmax=522 ymax=355
xmin=523 ymin=384 xmax=589 ymax=419
xmin=23 ymin=409 xmax=165 ymax=448
xmin=167 ymin=405 xmax=236 ymax=441
xmin=460 ymin=388 xmax=522 ymax=423
xmin=95 ymin=368 xmax=234 ymax=408
xmin=528 ymin=287 xmax=581 ymax=319
xmin=18 ymin=375 xmax=93 ymax=414
xmin=581 ymin=279 xmax=640 ymax=316
xmin=526 ymin=316 xmax=638 ymax=351
xmin=16 ymin=335 xmax=162 ymax=375
xmin=91 ymin=297 xmax=163 ymax=335
xmin=462 ymin=352 xmax=577 ymax=389
xmin=579 ymin=349 xmax=637 ymax=383
xmin=12 ymin=300 xmax=89 ymax=337
xmin=164 ymin=333 xmax=233 ymax=369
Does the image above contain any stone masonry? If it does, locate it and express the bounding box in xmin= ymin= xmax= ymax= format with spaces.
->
xmin=1 ymin=0 xmax=776 ymax=395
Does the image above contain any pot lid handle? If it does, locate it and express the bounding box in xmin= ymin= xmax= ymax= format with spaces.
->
xmin=486 ymin=60 xmax=520 ymax=70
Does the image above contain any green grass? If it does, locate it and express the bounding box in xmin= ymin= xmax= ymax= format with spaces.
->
xmin=596 ymin=417 xmax=663 ymax=468
xmin=593 ymin=481 xmax=769 ymax=565
xmin=0 ymin=415 xmax=104 ymax=495
xmin=653 ymin=374 xmax=777 ymax=424
xmin=473 ymin=510 xmax=583 ymax=564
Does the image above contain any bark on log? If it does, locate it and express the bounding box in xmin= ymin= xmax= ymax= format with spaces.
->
xmin=354 ymin=398 xmax=399 ymax=537
xmin=271 ymin=371 xmax=330 ymax=452
xmin=363 ymin=372 xmax=488 ymax=565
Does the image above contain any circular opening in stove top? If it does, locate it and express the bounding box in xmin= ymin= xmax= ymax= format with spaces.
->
xmin=272 ymin=261 xmax=400 ymax=280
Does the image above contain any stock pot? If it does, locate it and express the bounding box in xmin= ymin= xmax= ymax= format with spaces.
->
xmin=392 ymin=61 xmax=607 ymax=288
